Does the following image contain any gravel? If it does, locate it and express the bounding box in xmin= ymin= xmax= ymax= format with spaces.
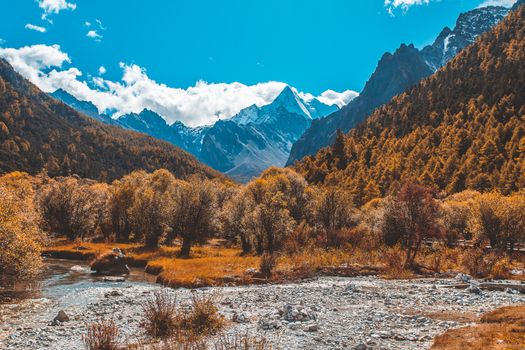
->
xmin=1 ymin=276 xmax=524 ymax=350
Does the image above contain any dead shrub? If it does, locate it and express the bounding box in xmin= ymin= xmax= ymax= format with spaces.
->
xmin=214 ymin=333 xmax=273 ymax=350
xmin=142 ymin=289 xmax=179 ymax=338
xmin=460 ymin=249 xmax=501 ymax=278
xmin=139 ymin=334 xmax=207 ymax=350
xmin=490 ymin=257 xmax=511 ymax=280
xmin=259 ymin=253 xmax=277 ymax=278
xmin=282 ymin=224 xmax=315 ymax=254
xmin=383 ymin=246 xmax=412 ymax=278
xmin=321 ymin=227 xmax=365 ymax=248
xmin=182 ymin=291 xmax=224 ymax=336
xmin=83 ymin=320 xmax=122 ymax=350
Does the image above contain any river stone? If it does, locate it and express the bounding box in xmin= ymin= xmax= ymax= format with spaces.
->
xmin=70 ymin=265 xmax=85 ymax=273
xmin=52 ymin=310 xmax=69 ymax=325
xmin=91 ymin=248 xmax=130 ymax=275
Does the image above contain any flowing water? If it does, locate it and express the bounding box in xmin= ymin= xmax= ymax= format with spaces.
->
xmin=0 ymin=258 xmax=156 ymax=348
xmin=0 ymin=259 xmax=155 ymax=305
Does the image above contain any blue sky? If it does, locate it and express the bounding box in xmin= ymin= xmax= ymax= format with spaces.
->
xmin=0 ymin=0 xmax=517 ymax=126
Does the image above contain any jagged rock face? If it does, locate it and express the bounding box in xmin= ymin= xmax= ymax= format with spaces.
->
xmin=286 ymin=5 xmax=511 ymax=165
xmin=201 ymin=87 xmax=337 ymax=182
xmin=287 ymin=44 xmax=433 ymax=165
xmin=421 ymin=6 xmax=509 ymax=71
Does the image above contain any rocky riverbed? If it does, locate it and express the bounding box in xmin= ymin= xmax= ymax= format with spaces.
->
xmin=1 ymin=262 xmax=525 ymax=350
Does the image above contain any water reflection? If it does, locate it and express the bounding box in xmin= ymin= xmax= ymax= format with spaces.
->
xmin=0 ymin=258 xmax=155 ymax=304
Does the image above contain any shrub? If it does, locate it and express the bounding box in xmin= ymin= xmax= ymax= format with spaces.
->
xmin=460 ymin=249 xmax=501 ymax=278
xmin=259 ymin=253 xmax=277 ymax=278
xmin=83 ymin=320 xmax=122 ymax=350
xmin=182 ymin=291 xmax=224 ymax=336
xmin=490 ymin=257 xmax=511 ymax=280
xmin=141 ymin=334 xmax=207 ymax=350
xmin=142 ymin=289 xmax=179 ymax=338
xmin=214 ymin=334 xmax=273 ymax=350
xmin=383 ymin=246 xmax=411 ymax=278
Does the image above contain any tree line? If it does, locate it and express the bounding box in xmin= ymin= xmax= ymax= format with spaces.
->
xmin=1 ymin=167 xmax=524 ymax=286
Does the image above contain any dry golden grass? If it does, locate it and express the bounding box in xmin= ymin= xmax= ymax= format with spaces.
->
xmin=153 ymin=253 xmax=259 ymax=288
xmin=83 ymin=320 xmax=122 ymax=350
xmin=44 ymin=240 xmax=525 ymax=288
xmin=430 ymin=306 xmax=525 ymax=350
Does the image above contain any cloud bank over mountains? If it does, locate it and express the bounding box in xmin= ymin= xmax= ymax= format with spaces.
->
xmin=0 ymin=44 xmax=357 ymax=127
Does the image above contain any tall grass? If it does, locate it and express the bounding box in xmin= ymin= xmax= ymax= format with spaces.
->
xmin=83 ymin=320 xmax=122 ymax=350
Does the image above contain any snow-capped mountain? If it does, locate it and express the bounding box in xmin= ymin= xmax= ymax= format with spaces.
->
xmin=51 ymin=86 xmax=340 ymax=182
xmin=421 ymin=6 xmax=509 ymax=71
xmin=200 ymin=86 xmax=339 ymax=181
xmin=231 ymin=86 xmax=337 ymax=126
xmin=287 ymin=4 xmax=511 ymax=165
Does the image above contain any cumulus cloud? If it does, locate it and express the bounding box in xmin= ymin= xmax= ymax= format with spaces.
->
xmin=25 ymin=24 xmax=47 ymax=33
xmin=98 ymin=66 xmax=106 ymax=75
xmin=385 ymin=0 xmax=431 ymax=15
xmin=478 ymin=0 xmax=517 ymax=7
xmin=317 ymin=90 xmax=359 ymax=108
xmin=37 ymin=0 xmax=76 ymax=20
xmin=84 ymin=21 xmax=91 ymax=27
xmin=0 ymin=44 xmax=356 ymax=127
xmin=86 ymin=30 xmax=103 ymax=41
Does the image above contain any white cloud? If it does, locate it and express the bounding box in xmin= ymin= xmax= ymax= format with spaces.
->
xmin=95 ymin=19 xmax=105 ymax=30
xmin=0 ymin=44 xmax=73 ymax=91
xmin=84 ymin=21 xmax=91 ymax=27
xmin=478 ymin=0 xmax=517 ymax=7
xmin=385 ymin=0 xmax=431 ymax=15
xmin=86 ymin=30 xmax=103 ymax=41
xmin=317 ymin=90 xmax=359 ymax=108
xmin=25 ymin=24 xmax=47 ymax=33
xmin=37 ymin=0 xmax=76 ymax=20
xmin=98 ymin=66 xmax=107 ymax=75
xmin=0 ymin=44 xmax=356 ymax=127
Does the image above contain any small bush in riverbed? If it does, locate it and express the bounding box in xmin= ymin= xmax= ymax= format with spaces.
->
xmin=142 ymin=289 xmax=180 ymax=338
xmin=182 ymin=291 xmax=224 ymax=336
xmin=138 ymin=334 xmax=207 ymax=350
xmin=214 ymin=334 xmax=273 ymax=350
xmin=259 ymin=253 xmax=277 ymax=278
xmin=83 ymin=320 xmax=122 ymax=350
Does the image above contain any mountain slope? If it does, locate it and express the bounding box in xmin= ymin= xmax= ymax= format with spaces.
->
xmin=0 ymin=59 xmax=221 ymax=181
xmin=287 ymin=5 xmax=510 ymax=165
xmin=295 ymin=4 xmax=525 ymax=205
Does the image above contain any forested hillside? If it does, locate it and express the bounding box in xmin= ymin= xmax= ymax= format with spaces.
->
xmin=295 ymin=5 xmax=525 ymax=205
xmin=0 ymin=59 xmax=221 ymax=181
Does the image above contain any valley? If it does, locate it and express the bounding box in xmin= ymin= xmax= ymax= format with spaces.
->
xmin=0 ymin=1 xmax=524 ymax=350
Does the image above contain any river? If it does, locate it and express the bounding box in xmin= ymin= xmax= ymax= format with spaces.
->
xmin=1 ymin=259 xmax=524 ymax=349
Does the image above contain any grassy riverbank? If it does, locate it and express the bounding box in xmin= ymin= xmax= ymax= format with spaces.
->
xmin=43 ymin=239 xmax=525 ymax=289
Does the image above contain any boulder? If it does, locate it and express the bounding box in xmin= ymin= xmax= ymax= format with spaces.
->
xmin=91 ymin=248 xmax=130 ymax=275
xmin=51 ymin=310 xmax=69 ymax=325
xmin=455 ymin=273 xmax=473 ymax=283
xmin=70 ymin=265 xmax=85 ymax=273
xmin=466 ymin=285 xmax=482 ymax=295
